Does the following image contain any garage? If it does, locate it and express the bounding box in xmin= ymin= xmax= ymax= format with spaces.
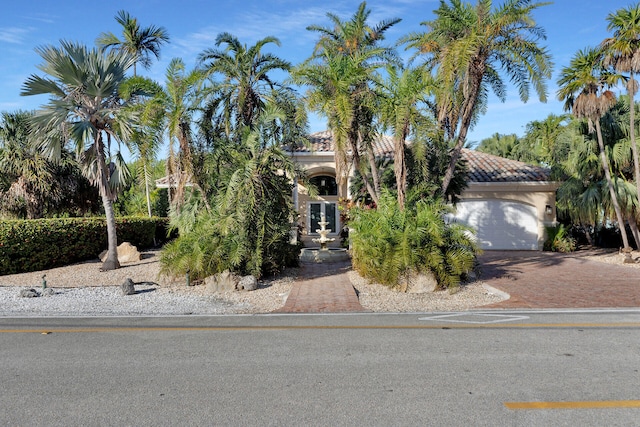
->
xmin=451 ymin=200 xmax=539 ymax=250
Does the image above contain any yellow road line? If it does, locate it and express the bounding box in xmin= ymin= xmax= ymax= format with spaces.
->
xmin=505 ymin=400 xmax=640 ymax=410
xmin=1 ymin=322 xmax=640 ymax=333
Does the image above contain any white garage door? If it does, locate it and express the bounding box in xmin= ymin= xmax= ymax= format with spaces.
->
xmin=450 ymin=200 xmax=539 ymax=250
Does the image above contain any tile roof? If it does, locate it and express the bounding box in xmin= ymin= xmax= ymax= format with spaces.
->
xmin=292 ymin=131 xmax=551 ymax=183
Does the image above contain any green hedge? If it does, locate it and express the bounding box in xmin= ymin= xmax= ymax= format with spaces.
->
xmin=0 ymin=217 xmax=170 ymax=275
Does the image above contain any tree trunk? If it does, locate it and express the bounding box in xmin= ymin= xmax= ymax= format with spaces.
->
xmin=394 ymin=123 xmax=409 ymax=210
xmin=144 ymin=163 xmax=152 ymax=218
xmin=628 ymin=213 xmax=640 ymax=250
xmin=595 ymin=119 xmax=631 ymax=251
xmin=440 ymin=70 xmax=483 ymax=195
xmin=95 ymin=132 xmax=120 ymax=271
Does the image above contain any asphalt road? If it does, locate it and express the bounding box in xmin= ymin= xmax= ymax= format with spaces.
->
xmin=2 ymin=310 xmax=640 ymax=426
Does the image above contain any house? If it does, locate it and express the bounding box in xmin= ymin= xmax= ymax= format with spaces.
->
xmin=290 ymin=131 xmax=559 ymax=250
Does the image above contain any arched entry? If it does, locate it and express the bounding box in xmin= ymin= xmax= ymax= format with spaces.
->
xmin=307 ymin=175 xmax=340 ymax=237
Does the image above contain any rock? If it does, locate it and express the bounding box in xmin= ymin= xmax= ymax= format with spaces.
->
xmin=99 ymin=242 xmax=142 ymax=264
xmin=121 ymin=278 xmax=136 ymax=295
xmin=237 ymin=275 xmax=258 ymax=291
xmin=399 ymin=270 xmax=438 ymax=293
xmin=205 ymin=270 xmax=240 ymax=293
xmin=20 ymin=288 xmax=40 ymax=298
xmin=42 ymin=288 xmax=55 ymax=297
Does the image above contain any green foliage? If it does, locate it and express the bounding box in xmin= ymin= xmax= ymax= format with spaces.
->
xmin=160 ymin=112 xmax=302 ymax=280
xmin=349 ymin=191 xmax=479 ymax=290
xmin=0 ymin=217 xmax=166 ymax=274
xmin=543 ymin=224 xmax=577 ymax=253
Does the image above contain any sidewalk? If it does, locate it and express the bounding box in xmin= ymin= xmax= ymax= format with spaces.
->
xmin=274 ymin=261 xmax=367 ymax=313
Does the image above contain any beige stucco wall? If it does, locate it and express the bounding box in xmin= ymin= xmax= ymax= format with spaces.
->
xmin=460 ymin=182 xmax=560 ymax=249
xmin=292 ymin=152 xmax=560 ymax=250
xmin=293 ymin=153 xmax=346 ymax=248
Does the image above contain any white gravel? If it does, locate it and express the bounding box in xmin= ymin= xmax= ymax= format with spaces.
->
xmin=0 ymin=248 xmax=515 ymax=317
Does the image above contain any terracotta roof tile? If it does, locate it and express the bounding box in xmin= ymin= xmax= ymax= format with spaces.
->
xmin=293 ymin=131 xmax=551 ymax=183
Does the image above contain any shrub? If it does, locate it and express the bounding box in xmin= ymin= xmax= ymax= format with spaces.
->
xmin=0 ymin=217 xmax=167 ymax=275
xmin=544 ymin=224 xmax=576 ymax=252
xmin=349 ymin=192 xmax=479 ymax=290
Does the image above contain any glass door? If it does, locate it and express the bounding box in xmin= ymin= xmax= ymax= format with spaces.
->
xmin=309 ymin=202 xmax=338 ymax=234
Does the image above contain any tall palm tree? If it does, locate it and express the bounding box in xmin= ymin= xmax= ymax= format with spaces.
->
xmin=557 ymin=47 xmax=632 ymax=255
xmin=21 ymin=41 xmax=142 ymax=270
xmin=293 ymin=1 xmax=400 ymax=202
xmin=602 ymin=4 xmax=640 ymax=205
xmin=97 ymin=10 xmax=169 ymax=77
xmin=141 ymin=58 xmax=205 ymax=209
xmin=378 ymin=65 xmax=432 ymax=209
xmin=198 ymin=32 xmax=291 ymax=135
xmin=405 ymin=0 xmax=553 ymax=195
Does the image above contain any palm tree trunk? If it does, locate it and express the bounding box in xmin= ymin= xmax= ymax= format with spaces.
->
xmin=394 ymin=123 xmax=409 ymax=210
xmin=595 ymin=119 xmax=631 ymax=251
xmin=628 ymin=73 xmax=640 ymax=207
xmin=144 ymin=163 xmax=152 ymax=218
xmin=628 ymin=212 xmax=640 ymax=249
xmin=96 ymin=133 xmax=120 ymax=271
xmin=441 ymin=71 xmax=482 ymax=195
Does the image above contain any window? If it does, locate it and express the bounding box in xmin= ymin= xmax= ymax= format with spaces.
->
xmin=308 ymin=202 xmax=338 ymax=235
xmin=309 ymin=175 xmax=337 ymax=196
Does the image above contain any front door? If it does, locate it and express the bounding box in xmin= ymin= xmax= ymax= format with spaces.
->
xmin=308 ymin=202 xmax=338 ymax=235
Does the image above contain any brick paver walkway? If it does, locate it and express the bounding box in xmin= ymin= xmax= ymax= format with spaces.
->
xmin=275 ymin=261 xmax=367 ymax=313
xmin=479 ymin=250 xmax=640 ymax=309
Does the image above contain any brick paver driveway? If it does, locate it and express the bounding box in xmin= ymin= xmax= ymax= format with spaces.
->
xmin=479 ymin=250 xmax=640 ymax=309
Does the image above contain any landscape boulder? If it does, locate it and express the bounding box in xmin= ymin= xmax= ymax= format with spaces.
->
xmin=398 ymin=270 xmax=438 ymax=293
xmin=121 ymin=278 xmax=136 ymax=296
xmin=42 ymin=288 xmax=55 ymax=297
xmin=19 ymin=288 xmax=40 ymax=298
xmin=205 ymin=271 xmax=240 ymax=293
xmin=237 ymin=275 xmax=258 ymax=291
xmin=99 ymin=242 xmax=142 ymax=264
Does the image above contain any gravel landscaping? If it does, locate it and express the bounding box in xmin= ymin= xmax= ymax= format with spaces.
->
xmin=1 ymin=248 xmax=634 ymax=317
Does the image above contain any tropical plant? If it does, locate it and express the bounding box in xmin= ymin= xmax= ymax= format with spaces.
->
xmin=543 ymin=224 xmax=576 ymax=252
xmin=138 ymin=58 xmax=206 ymax=209
xmin=377 ymin=65 xmax=433 ymax=209
xmin=349 ymin=191 xmax=478 ymax=290
xmin=0 ymin=113 xmax=100 ymax=219
xmin=603 ymin=4 xmax=640 ymax=206
xmin=21 ymin=41 xmax=144 ymax=270
xmin=476 ymin=133 xmax=521 ymax=160
xmin=198 ymin=32 xmax=291 ymax=135
xmin=160 ymin=108 xmax=303 ymax=280
xmin=404 ymin=0 xmax=553 ymax=195
xmin=97 ymin=10 xmax=170 ymax=77
xmin=292 ymin=1 xmax=400 ymax=202
xmin=557 ymin=47 xmax=632 ymax=253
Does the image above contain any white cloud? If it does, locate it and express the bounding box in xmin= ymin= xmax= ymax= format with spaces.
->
xmin=0 ymin=27 xmax=32 ymax=44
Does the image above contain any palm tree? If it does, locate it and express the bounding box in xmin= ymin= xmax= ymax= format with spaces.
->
xmin=476 ymin=133 xmax=520 ymax=160
xmin=602 ymin=4 xmax=640 ymax=206
xmin=405 ymin=0 xmax=553 ymax=195
xmin=198 ymin=32 xmax=291 ymax=134
xmin=0 ymin=110 xmax=54 ymax=218
xmin=292 ymin=1 xmax=400 ymax=202
xmin=140 ymin=58 xmax=205 ymax=209
xmin=557 ymin=47 xmax=632 ymax=255
xmin=21 ymin=41 xmax=142 ymax=270
xmin=378 ymin=65 xmax=432 ymax=209
xmin=97 ymin=10 xmax=169 ymax=77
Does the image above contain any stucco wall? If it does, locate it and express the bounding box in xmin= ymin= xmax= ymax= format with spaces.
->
xmin=460 ymin=182 xmax=559 ymax=249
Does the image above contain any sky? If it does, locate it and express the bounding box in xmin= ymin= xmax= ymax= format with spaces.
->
xmin=0 ymin=0 xmax=633 ymax=148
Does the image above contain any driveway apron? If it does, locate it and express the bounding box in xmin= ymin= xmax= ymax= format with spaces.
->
xmin=479 ymin=251 xmax=640 ymax=309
